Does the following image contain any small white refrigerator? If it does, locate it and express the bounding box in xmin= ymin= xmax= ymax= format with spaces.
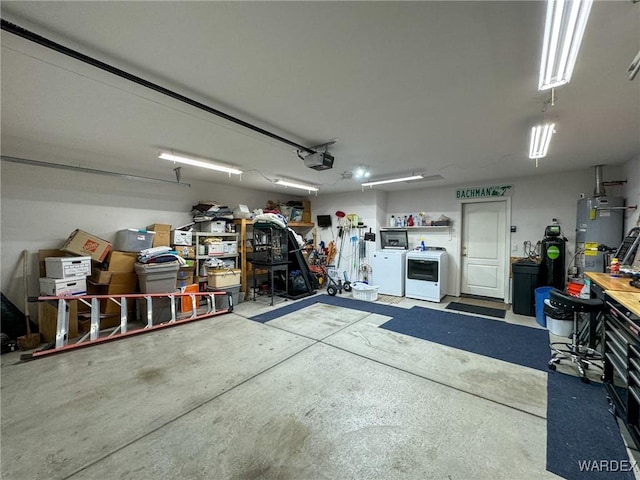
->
xmin=371 ymin=229 xmax=408 ymax=297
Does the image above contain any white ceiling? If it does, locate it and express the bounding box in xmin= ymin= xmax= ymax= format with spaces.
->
xmin=1 ymin=1 xmax=639 ymax=194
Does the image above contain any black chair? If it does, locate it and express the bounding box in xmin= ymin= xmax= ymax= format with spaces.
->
xmin=547 ymin=288 xmax=604 ymax=383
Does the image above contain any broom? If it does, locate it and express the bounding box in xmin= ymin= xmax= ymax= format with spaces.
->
xmin=17 ymin=250 xmax=41 ymax=350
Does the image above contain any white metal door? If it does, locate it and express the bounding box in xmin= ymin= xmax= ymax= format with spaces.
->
xmin=461 ymin=201 xmax=507 ymax=299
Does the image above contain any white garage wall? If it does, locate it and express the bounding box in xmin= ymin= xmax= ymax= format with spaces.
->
xmin=622 ymin=154 xmax=640 ymax=233
xmin=2 ymin=158 xmax=636 ymax=318
xmin=0 ymin=161 xmax=303 ymax=315
xmin=312 ymin=165 xmax=630 ymax=298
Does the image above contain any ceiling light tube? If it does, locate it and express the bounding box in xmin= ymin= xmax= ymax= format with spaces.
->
xmin=276 ymin=179 xmax=319 ymax=192
xmin=361 ymin=175 xmax=424 ymax=187
xmin=538 ymin=0 xmax=593 ymax=91
xmin=529 ymin=123 xmax=556 ymax=159
xmin=159 ymin=152 xmax=242 ymax=175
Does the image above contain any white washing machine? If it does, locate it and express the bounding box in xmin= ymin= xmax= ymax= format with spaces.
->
xmin=405 ymin=248 xmax=448 ymax=302
xmin=371 ymin=229 xmax=408 ymax=297
xmin=371 ymin=249 xmax=407 ymax=296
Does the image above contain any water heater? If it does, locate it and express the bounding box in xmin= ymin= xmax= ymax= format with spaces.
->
xmin=576 ymin=196 xmax=625 ymax=273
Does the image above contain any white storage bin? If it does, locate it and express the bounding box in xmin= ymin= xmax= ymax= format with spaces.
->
xmin=39 ymin=277 xmax=87 ymax=296
xmin=207 ymin=242 xmax=236 ymax=256
xmin=115 ymin=229 xmax=156 ymax=252
xmin=351 ymin=282 xmax=379 ymax=302
xmin=45 ymin=256 xmax=91 ymax=278
xmin=172 ymin=230 xmax=193 ymax=246
xmin=199 ymin=220 xmax=226 ymax=233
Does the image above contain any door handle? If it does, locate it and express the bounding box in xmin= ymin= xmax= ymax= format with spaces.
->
xmin=462 ymin=246 xmax=467 ymax=257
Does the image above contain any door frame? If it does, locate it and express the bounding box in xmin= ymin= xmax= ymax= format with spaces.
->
xmin=458 ymin=197 xmax=511 ymax=303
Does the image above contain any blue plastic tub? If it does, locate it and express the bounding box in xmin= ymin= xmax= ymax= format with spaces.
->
xmin=535 ymin=286 xmax=554 ymax=327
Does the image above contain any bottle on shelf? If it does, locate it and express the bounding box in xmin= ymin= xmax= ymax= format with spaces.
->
xmin=407 ymin=215 xmax=414 ymax=227
xmin=390 ymin=215 xmax=395 ymax=227
xmin=610 ymin=257 xmax=620 ymax=276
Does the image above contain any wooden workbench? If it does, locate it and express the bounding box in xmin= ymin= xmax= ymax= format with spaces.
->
xmin=585 ymin=271 xmax=640 ymax=293
xmin=606 ymin=290 xmax=640 ymax=317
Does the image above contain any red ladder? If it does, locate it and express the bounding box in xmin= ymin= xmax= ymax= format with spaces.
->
xmin=23 ymin=290 xmax=233 ymax=360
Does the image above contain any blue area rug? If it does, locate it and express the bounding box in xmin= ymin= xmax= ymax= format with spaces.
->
xmin=249 ymin=294 xmax=633 ymax=479
xmin=379 ymin=305 xmax=548 ymax=370
xmin=547 ymin=374 xmax=634 ymax=479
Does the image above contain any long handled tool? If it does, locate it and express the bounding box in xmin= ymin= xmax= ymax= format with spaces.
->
xmin=17 ymin=250 xmax=41 ymax=350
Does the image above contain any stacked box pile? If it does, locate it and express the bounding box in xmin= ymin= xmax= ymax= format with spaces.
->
xmin=37 ymin=250 xmax=93 ymax=341
xmin=88 ymin=251 xmax=138 ymax=326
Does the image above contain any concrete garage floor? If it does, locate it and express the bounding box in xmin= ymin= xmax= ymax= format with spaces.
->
xmin=0 ymin=294 xmax=594 ymax=479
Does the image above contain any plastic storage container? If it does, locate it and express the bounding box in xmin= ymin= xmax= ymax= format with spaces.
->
xmin=351 ymin=282 xmax=380 ymax=302
xmin=134 ymin=261 xmax=179 ymax=293
xmin=207 ymin=269 xmax=241 ymax=288
xmin=534 ymin=286 xmax=554 ymax=327
xmin=136 ymin=297 xmax=175 ymax=325
xmin=115 ymin=229 xmax=156 ymax=252
xmin=544 ymin=298 xmax=574 ymax=336
xmin=208 ymin=285 xmax=240 ymax=310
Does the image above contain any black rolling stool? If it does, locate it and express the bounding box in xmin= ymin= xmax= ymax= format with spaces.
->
xmin=547 ymin=288 xmax=604 ymax=383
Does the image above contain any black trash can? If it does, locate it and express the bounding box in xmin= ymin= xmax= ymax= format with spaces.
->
xmin=512 ymin=259 xmax=541 ymax=316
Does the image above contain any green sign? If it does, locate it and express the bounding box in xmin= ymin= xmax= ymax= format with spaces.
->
xmin=456 ymin=185 xmax=512 ymax=199
xmin=547 ymin=245 xmax=560 ymax=260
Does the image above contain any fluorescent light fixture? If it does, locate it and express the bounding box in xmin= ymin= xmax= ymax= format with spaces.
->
xmin=275 ymin=179 xmax=319 ymax=192
xmin=159 ymin=152 xmax=242 ymax=175
xmin=361 ymin=175 xmax=424 ymax=187
xmin=529 ymin=123 xmax=556 ymax=159
xmin=538 ymin=0 xmax=593 ymax=91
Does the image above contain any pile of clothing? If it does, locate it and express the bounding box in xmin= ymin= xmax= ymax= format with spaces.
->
xmin=137 ymin=246 xmax=186 ymax=265
xmin=191 ymin=201 xmax=234 ymax=222
xmin=253 ymin=212 xmax=288 ymax=229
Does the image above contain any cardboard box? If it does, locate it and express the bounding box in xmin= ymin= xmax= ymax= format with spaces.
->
xmin=208 ymin=241 xmax=237 ymax=256
xmin=106 ymin=251 xmax=137 ymax=272
xmin=172 ymin=230 xmax=193 ymax=246
xmin=39 ymin=249 xmax=68 ymax=278
xmin=207 ymin=269 xmax=241 ymax=288
xmin=114 ymin=229 xmax=156 ymax=252
xmin=39 ymin=277 xmax=87 ymax=296
xmin=174 ymin=245 xmax=196 ymax=259
xmin=38 ymin=300 xmax=79 ymax=342
xmin=90 ymin=268 xmax=112 ymax=285
xmin=177 ymin=274 xmax=194 ymax=288
xmin=177 ymin=265 xmax=195 ymax=288
xmin=45 ymin=256 xmax=91 ymax=279
xmin=91 ymin=251 xmax=137 ymax=283
xmin=61 ymin=229 xmax=112 ymax=262
xmin=146 ymin=224 xmax=171 ymax=247
xmin=87 ymin=272 xmax=138 ymax=315
xmin=199 ymin=220 xmax=226 ymax=233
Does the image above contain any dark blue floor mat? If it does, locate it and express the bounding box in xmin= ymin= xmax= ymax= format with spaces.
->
xmin=249 ymin=294 xmax=632 ymax=478
xmin=547 ymin=373 xmax=634 ymax=479
xmin=379 ymin=305 xmax=549 ymax=371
